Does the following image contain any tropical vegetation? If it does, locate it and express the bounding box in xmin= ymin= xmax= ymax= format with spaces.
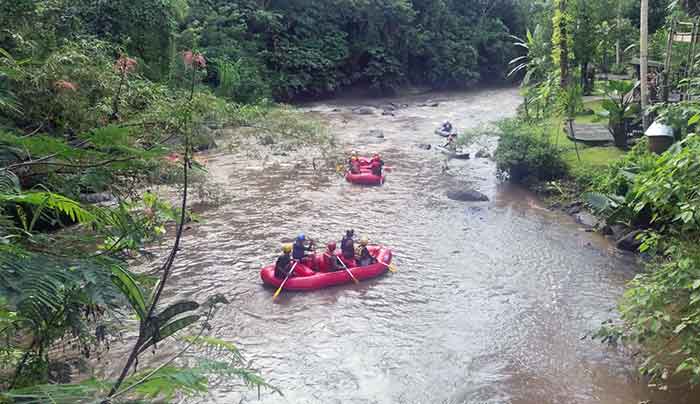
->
xmin=0 ymin=0 xmax=546 ymax=402
xmin=496 ymin=0 xmax=700 ymax=391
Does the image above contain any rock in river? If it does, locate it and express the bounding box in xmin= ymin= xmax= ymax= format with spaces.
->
xmin=574 ymin=211 xmax=599 ymax=228
xmin=367 ymin=129 xmax=385 ymax=138
xmin=416 ymin=143 xmax=432 ymax=150
xmin=353 ymin=106 xmax=376 ymax=115
xmin=616 ymin=230 xmax=644 ymax=252
xmin=446 ymin=189 xmax=489 ymax=202
xmin=475 ymin=149 xmax=492 ymax=159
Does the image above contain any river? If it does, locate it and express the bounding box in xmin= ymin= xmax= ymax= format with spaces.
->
xmin=102 ymin=87 xmax=695 ymax=403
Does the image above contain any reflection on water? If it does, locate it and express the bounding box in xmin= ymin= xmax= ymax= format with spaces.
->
xmin=100 ymin=88 xmax=695 ymax=403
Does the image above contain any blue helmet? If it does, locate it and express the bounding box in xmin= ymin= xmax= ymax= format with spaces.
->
xmin=297 ymin=234 xmax=305 ymax=241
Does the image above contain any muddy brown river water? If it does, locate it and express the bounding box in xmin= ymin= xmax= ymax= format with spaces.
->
xmin=102 ymin=87 xmax=696 ymax=403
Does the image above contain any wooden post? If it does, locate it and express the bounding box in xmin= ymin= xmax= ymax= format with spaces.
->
xmin=685 ymin=18 xmax=700 ymax=100
xmin=663 ymin=18 xmax=676 ymax=103
xmin=641 ymin=0 xmax=649 ymax=129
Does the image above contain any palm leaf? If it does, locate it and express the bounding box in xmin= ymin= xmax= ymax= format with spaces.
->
xmin=0 ymin=192 xmax=95 ymax=224
xmin=111 ymin=265 xmax=147 ymax=320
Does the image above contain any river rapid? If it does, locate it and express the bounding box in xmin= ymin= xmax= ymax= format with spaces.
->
xmin=102 ymin=87 xmax=695 ymax=404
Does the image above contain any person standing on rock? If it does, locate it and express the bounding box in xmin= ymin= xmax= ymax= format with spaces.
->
xmin=443 ymin=134 xmax=457 ymax=152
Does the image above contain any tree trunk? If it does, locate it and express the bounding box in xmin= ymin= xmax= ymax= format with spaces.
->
xmin=611 ymin=121 xmax=628 ymax=148
xmin=616 ymin=0 xmax=623 ymax=66
xmin=641 ymin=0 xmax=650 ymax=129
xmin=559 ymin=0 xmax=570 ymax=88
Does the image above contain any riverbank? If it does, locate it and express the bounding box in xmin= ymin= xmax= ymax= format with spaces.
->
xmin=492 ymin=94 xmax=700 ymax=397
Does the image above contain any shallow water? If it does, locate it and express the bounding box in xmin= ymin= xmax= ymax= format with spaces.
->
xmin=102 ymin=87 xmax=695 ymax=403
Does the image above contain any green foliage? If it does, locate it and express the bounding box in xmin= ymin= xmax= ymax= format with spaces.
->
xmin=598 ymin=80 xmax=638 ymax=148
xmin=184 ymin=0 xmax=521 ymax=99
xmin=602 ymin=246 xmax=700 ymax=388
xmin=494 ymin=118 xmax=568 ymax=183
xmin=630 ymin=136 xmax=700 ymax=236
xmin=0 ymin=244 xmax=127 ymax=387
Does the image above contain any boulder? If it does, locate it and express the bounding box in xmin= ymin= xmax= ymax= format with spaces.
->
xmin=565 ymin=201 xmax=583 ymax=215
xmin=574 ymin=211 xmax=599 ymax=228
xmin=602 ymin=224 xmax=627 ymax=239
xmin=475 ymin=149 xmax=492 ymax=159
xmin=416 ymin=143 xmax=432 ymax=150
xmin=418 ymin=100 xmax=440 ymax=107
xmin=354 ymin=106 xmax=376 ymax=115
xmin=193 ymin=140 xmax=218 ymax=151
xmin=258 ymin=134 xmax=275 ymax=146
xmin=616 ymin=230 xmax=645 ymax=252
xmin=446 ymin=189 xmax=489 ymax=202
xmin=368 ymin=129 xmax=385 ymax=138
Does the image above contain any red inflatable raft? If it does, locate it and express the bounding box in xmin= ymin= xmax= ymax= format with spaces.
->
xmin=346 ymin=170 xmax=385 ymax=185
xmin=260 ymin=246 xmax=393 ymax=291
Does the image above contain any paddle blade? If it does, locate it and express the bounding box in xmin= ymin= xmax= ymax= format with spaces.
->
xmin=272 ymin=286 xmax=283 ymax=301
xmin=388 ymin=264 xmax=397 ymax=273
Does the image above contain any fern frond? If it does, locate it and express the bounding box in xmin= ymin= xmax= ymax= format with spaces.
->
xmin=0 ymin=191 xmax=95 ymax=224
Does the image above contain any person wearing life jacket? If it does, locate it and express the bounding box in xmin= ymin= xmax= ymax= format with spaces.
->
xmin=275 ymin=244 xmax=294 ymax=278
xmin=369 ymin=153 xmax=384 ymax=176
xmin=348 ymin=156 xmax=362 ymax=174
xmin=340 ymin=229 xmax=355 ymax=261
xmin=322 ymin=242 xmax=340 ymax=272
xmin=292 ymin=234 xmax=314 ymax=263
xmin=356 ymin=236 xmax=376 ymax=267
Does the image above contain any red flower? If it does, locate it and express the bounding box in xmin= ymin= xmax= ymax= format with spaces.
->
xmin=193 ymin=54 xmax=206 ymax=68
xmin=182 ymin=51 xmax=194 ymax=67
xmin=182 ymin=51 xmax=206 ymax=69
xmin=54 ymin=80 xmax=78 ymax=92
xmin=115 ymin=56 xmax=138 ymax=74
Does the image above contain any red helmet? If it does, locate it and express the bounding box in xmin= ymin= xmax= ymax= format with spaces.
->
xmin=327 ymin=242 xmax=336 ymax=251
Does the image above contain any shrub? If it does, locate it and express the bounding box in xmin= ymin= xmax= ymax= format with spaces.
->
xmin=599 ymin=244 xmax=700 ymax=388
xmin=494 ymin=119 xmax=567 ymax=182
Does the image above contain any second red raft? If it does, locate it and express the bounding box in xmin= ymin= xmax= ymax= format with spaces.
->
xmin=346 ymin=169 xmax=385 ymax=185
xmin=260 ymin=246 xmax=393 ymax=291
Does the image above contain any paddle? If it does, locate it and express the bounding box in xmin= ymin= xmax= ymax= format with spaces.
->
xmin=272 ymin=261 xmax=298 ymax=301
xmin=378 ymin=260 xmax=397 ymax=273
xmin=335 ymin=255 xmax=360 ymax=285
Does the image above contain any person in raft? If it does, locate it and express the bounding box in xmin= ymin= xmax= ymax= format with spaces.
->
xmin=348 ymin=156 xmax=362 ymax=174
xmin=356 ymin=236 xmax=377 ymax=267
xmin=292 ymin=234 xmax=314 ymax=263
xmin=323 ymin=242 xmax=340 ymax=272
xmin=275 ymin=244 xmax=294 ymax=278
xmin=369 ymin=153 xmax=384 ymax=176
xmin=340 ymin=229 xmax=356 ymax=261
